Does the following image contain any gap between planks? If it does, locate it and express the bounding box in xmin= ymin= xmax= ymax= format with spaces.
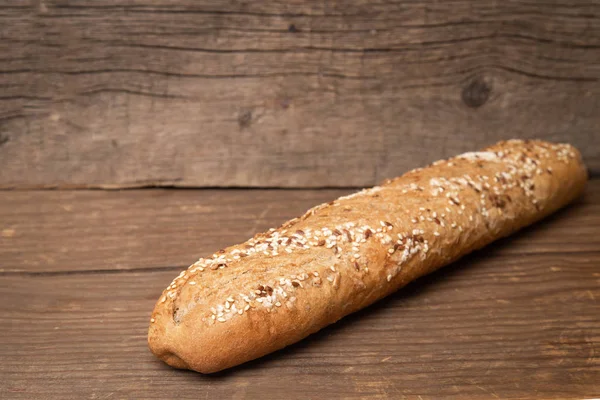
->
xmin=2 ymin=250 xmax=600 ymax=278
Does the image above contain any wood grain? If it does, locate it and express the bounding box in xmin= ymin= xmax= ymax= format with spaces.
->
xmin=1 ymin=0 xmax=599 ymax=188
xmin=0 ymin=188 xmax=349 ymax=273
xmin=1 ymin=250 xmax=598 ymax=399
xmin=1 ymin=182 xmax=599 ymax=398
xmin=1 ymin=181 xmax=599 ymax=274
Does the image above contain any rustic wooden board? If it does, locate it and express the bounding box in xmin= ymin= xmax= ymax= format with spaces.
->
xmin=1 ymin=181 xmax=599 ymax=273
xmin=1 ymin=251 xmax=598 ymax=399
xmin=0 ymin=188 xmax=349 ymax=273
xmin=1 ymin=0 xmax=599 ymax=188
xmin=0 ymin=182 xmax=599 ymax=399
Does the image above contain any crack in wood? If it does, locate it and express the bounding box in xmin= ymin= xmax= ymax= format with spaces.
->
xmin=0 ymin=265 xmax=187 ymax=277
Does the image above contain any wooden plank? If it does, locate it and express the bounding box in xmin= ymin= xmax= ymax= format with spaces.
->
xmin=0 ymin=182 xmax=598 ymax=274
xmin=1 ymin=253 xmax=598 ymax=399
xmin=1 ymin=0 xmax=599 ymax=188
xmin=0 ymin=189 xmax=349 ymax=273
xmin=1 ymin=183 xmax=598 ymax=397
xmin=2 ymin=181 xmax=599 ymax=273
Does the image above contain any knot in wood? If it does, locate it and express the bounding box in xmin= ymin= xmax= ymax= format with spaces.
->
xmin=462 ymin=78 xmax=491 ymax=108
xmin=238 ymin=110 xmax=253 ymax=129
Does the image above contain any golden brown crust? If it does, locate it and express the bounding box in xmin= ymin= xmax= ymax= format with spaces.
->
xmin=148 ymin=139 xmax=587 ymax=373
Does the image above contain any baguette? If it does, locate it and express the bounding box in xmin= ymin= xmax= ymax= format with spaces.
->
xmin=148 ymin=139 xmax=587 ymax=373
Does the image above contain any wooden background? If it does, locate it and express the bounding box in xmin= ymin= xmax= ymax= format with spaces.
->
xmin=1 ymin=1 xmax=599 ymax=398
xmin=1 ymin=0 xmax=599 ymax=188
xmin=1 ymin=185 xmax=599 ymax=399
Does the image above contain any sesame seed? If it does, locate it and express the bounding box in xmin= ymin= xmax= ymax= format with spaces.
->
xmin=354 ymin=254 xmax=361 ymax=259
xmin=217 ymin=317 xmax=226 ymax=322
xmin=189 ymin=281 xmax=196 ymax=285
xmin=387 ymin=274 xmax=392 ymax=282
xmin=434 ymin=232 xmax=440 ymax=236
xmin=150 ymin=318 xmax=155 ymax=323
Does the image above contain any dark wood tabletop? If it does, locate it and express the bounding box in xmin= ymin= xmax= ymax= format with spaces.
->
xmin=1 ymin=181 xmax=599 ymax=399
xmin=2 ymin=1 xmax=599 ymax=398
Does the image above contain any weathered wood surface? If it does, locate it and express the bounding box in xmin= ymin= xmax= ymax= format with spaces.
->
xmin=0 ymin=182 xmax=599 ymax=399
xmin=1 ymin=255 xmax=599 ymax=399
xmin=0 ymin=189 xmax=350 ymax=273
xmin=2 ymin=181 xmax=599 ymax=274
xmin=1 ymin=0 xmax=599 ymax=188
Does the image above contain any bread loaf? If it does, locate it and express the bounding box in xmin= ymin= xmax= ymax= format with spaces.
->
xmin=148 ymin=139 xmax=587 ymax=373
